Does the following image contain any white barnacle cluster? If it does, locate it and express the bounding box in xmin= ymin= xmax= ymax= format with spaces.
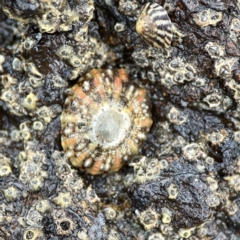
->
xmin=204 ymin=37 xmax=238 ymax=80
xmin=18 ymin=144 xmax=48 ymax=192
xmin=203 ymin=40 xmax=239 ymax=111
xmin=192 ymin=8 xmax=222 ymax=27
xmin=10 ymin=119 xmax=47 ymax=146
xmin=0 ymin=72 xmax=28 ymax=116
xmin=181 ymin=142 xmax=224 ymax=210
xmin=54 ymin=151 xmax=101 ymax=208
xmin=130 ymin=156 xmax=169 ymax=183
xmin=230 ymin=17 xmax=240 ymax=43
xmin=0 ymin=149 xmax=104 ymax=238
xmin=2 ymin=0 xmax=94 ymax=34
xmin=224 ymin=157 xmax=240 ymax=194
xmin=55 ymin=36 xmax=110 ymax=80
xmin=153 ymin=121 xmax=189 ymax=159
xmin=203 ymin=42 xmax=240 ymax=111
xmin=0 ymin=55 xmax=64 ymax=118
xmin=132 ymin=3 xmax=237 ymax=118
xmin=45 ymin=9 xmax=113 ymax=81
xmin=52 ymin=151 xmax=85 ymax=193
xmin=118 ymin=0 xmax=139 ymax=16
xmin=132 ymin=47 xmax=201 ymax=89
xmin=181 ymin=143 xmax=210 ymax=173
xmin=132 ymin=46 xmax=172 ymax=71
xmin=131 ymin=155 xmax=225 ymax=239
xmin=0 ymin=2 xmax=111 ymax=124
xmin=134 ymin=177 xmax=219 ymax=239
xmin=20 ymin=200 xmax=76 ymax=237
xmin=159 ymin=57 xmax=198 ymax=88
xmin=170 ymin=125 xmax=237 ymax=218
xmin=50 ymin=154 xmax=103 ymax=236
xmin=168 ymin=58 xmax=196 ymax=83
xmin=207 ymin=129 xmax=228 ymax=146
xmin=130 ymin=140 xmax=223 ymax=237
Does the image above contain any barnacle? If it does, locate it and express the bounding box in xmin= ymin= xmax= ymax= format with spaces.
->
xmin=230 ymin=17 xmax=240 ymax=42
xmin=192 ymin=9 xmax=222 ymax=27
xmin=61 ymin=69 xmax=152 ymax=175
xmin=148 ymin=233 xmax=165 ymax=240
xmin=214 ymin=57 xmax=238 ymax=79
xmin=136 ymin=3 xmax=173 ymax=48
xmin=178 ymin=227 xmax=195 ymax=238
xmin=166 ymin=183 xmax=178 ymax=199
xmin=23 ymin=227 xmax=44 ymax=240
xmin=136 ymin=208 xmax=159 ymax=230
xmin=118 ymin=0 xmax=139 ymax=16
xmin=3 ymin=186 xmax=19 ymax=202
xmin=51 ymin=209 xmax=75 ymax=235
xmin=205 ymin=42 xmax=225 ymax=59
xmin=53 ymin=192 xmax=72 ymax=208
xmin=18 ymin=149 xmax=48 ymax=192
xmin=225 ymin=201 xmax=239 ymax=216
xmin=103 ymin=206 xmax=117 ymax=220
xmin=182 ymin=143 xmax=206 ymax=161
xmin=206 ymin=193 xmax=220 ymax=207
xmin=167 ymin=107 xmax=187 ymax=125
xmin=161 ymin=207 xmax=172 ymax=224
xmin=0 ymin=154 xmax=12 ymax=177
xmin=1 ymin=0 xmax=94 ymax=34
xmin=130 ymin=156 xmax=162 ymax=183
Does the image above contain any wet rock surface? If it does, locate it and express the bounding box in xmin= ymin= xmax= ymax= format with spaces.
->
xmin=0 ymin=0 xmax=240 ymax=239
xmin=129 ymin=161 xmax=212 ymax=229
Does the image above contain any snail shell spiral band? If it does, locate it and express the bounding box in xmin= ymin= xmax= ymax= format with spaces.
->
xmin=136 ymin=3 xmax=173 ymax=48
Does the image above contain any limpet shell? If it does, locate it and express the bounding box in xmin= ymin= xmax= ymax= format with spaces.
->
xmin=61 ymin=69 xmax=152 ymax=175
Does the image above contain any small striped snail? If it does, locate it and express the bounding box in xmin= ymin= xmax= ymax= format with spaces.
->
xmin=136 ymin=2 xmax=173 ymax=48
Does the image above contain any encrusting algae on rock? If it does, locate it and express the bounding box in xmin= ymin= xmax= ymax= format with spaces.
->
xmin=61 ymin=69 xmax=152 ymax=175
